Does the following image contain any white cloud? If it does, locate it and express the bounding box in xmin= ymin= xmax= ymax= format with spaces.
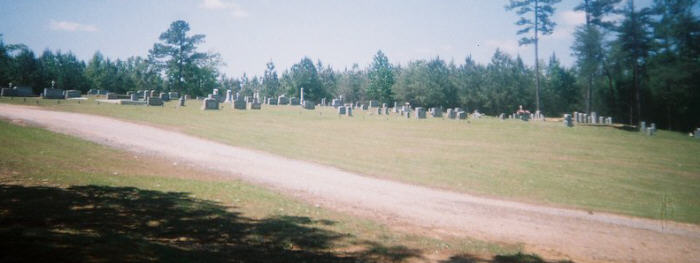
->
xmin=49 ymin=20 xmax=98 ymax=32
xmin=559 ymin=10 xmax=586 ymax=27
xmin=200 ymin=0 xmax=249 ymax=18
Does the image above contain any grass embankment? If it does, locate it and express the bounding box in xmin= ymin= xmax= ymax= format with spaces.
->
xmin=0 ymin=119 xmax=544 ymax=262
xmin=2 ymin=97 xmax=699 ymax=224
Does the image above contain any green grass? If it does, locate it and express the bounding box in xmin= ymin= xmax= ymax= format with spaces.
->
xmin=0 ymin=119 xmax=528 ymax=262
xmin=2 ymin=96 xmax=700 ymax=224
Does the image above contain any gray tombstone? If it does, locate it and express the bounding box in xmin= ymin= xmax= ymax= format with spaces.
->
xmin=179 ymin=97 xmax=186 ymax=106
xmin=695 ymin=128 xmax=700 ymax=139
xmin=150 ymin=90 xmax=157 ymax=98
xmin=646 ymin=127 xmax=654 ymax=136
xmin=338 ymin=106 xmax=346 ymax=115
xmin=169 ymin=92 xmax=179 ymax=99
xmin=640 ymin=121 xmax=646 ymax=132
xmin=599 ymin=116 xmax=604 ymax=124
xmin=249 ymin=101 xmax=261 ymax=110
xmin=277 ymin=95 xmax=289 ymax=105
xmin=160 ymin=92 xmax=170 ymax=102
xmin=563 ymin=114 xmax=573 ymax=127
xmin=368 ymin=100 xmax=379 ymax=108
xmin=346 ymin=106 xmax=352 ymax=116
xmin=289 ymin=97 xmax=299 ymax=105
xmin=384 ymin=107 xmax=390 ymax=115
xmin=447 ymin=108 xmax=456 ymax=119
xmin=43 ymin=88 xmax=65 ymax=99
xmin=233 ymin=99 xmax=246 ymax=110
xmin=591 ymin=112 xmax=598 ymax=124
xmin=130 ymin=93 xmax=138 ymax=101
xmin=147 ymin=97 xmax=164 ymax=106
xmin=415 ymin=107 xmax=426 ymax=119
xmin=302 ymin=100 xmax=314 ymax=110
xmin=202 ymin=98 xmax=219 ymax=110
xmin=64 ymin=90 xmax=81 ymax=99
xmin=499 ymin=113 xmax=505 ymax=120
xmin=457 ymin=111 xmax=467 ymax=119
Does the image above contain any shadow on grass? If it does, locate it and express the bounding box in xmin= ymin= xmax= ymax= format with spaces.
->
xmin=612 ymin=125 xmax=639 ymax=132
xmin=440 ymin=252 xmax=574 ymax=263
xmin=0 ymin=184 xmax=420 ymax=262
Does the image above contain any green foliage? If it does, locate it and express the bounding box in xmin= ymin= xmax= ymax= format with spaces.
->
xmin=367 ymin=50 xmax=395 ymax=104
xmin=337 ymin=64 xmax=367 ymax=102
xmin=393 ymin=57 xmax=456 ymax=108
xmin=287 ymin=57 xmax=323 ymax=102
xmin=148 ymin=20 xmax=219 ymax=95
xmin=505 ymin=0 xmax=562 ymax=112
xmin=262 ymin=61 xmax=280 ymax=98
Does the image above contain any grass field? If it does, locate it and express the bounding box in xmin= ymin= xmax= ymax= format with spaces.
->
xmin=2 ymin=97 xmax=699 ymax=224
xmin=0 ymin=119 xmax=546 ymax=262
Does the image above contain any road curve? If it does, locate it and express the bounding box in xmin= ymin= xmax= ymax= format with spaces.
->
xmin=1 ymin=104 xmax=698 ymax=263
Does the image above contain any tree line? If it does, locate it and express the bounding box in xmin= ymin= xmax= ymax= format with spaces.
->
xmin=0 ymin=0 xmax=698 ymax=131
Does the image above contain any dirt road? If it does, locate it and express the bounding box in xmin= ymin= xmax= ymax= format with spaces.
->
xmin=1 ymin=104 xmax=698 ymax=263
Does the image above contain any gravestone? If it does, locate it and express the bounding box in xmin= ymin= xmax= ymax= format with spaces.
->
xmin=563 ymin=114 xmax=573 ymax=127
xmin=650 ymin=123 xmax=656 ymax=134
xmin=447 ymin=108 xmax=456 ymax=119
xmin=382 ymin=103 xmax=387 ymax=109
xmin=376 ymin=107 xmax=382 ymax=115
xmin=13 ymin=86 xmax=34 ymax=97
xmin=384 ymin=107 xmax=390 ymax=115
xmin=147 ymin=97 xmax=163 ymax=106
xmin=695 ymin=128 xmax=700 ymax=139
xmin=591 ymin=112 xmax=598 ymax=124
xmin=233 ymin=99 xmax=246 ymax=110
xmin=598 ymin=116 xmax=604 ymax=124
xmin=169 ymin=92 xmax=179 ymax=99
xmin=393 ymin=102 xmax=399 ymax=113
xmin=130 ymin=93 xmax=138 ymax=101
xmin=646 ymin=127 xmax=654 ymax=136
xmin=159 ymin=92 xmax=170 ymax=102
xmin=606 ymin=117 xmax=612 ymax=125
xmin=302 ymin=100 xmax=314 ymax=110
xmin=179 ymin=97 xmax=186 ymax=106
xmin=346 ymin=106 xmax=352 ymax=116
xmin=267 ymin=97 xmax=277 ymax=105
xmin=290 ymin=97 xmax=300 ymax=105
xmin=278 ymin=95 xmax=289 ymax=105
xmin=573 ymin=112 xmax=578 ymax=122
xmin=150 ymin=90 xmax=157 ymax=98
xmin=405 ymin=111 xmax=411 ymax=118
xmin=368 ymin=100 xmax=379 ymax=108
xmin=457 ymin=111 xmax=467 ymax=119
xmin=361 ymin=104 xmax=368 ymax=110
xmin=202 ymin=98 xmax=219 ymax=110
xmin=1 ymin=88 xmax=15 ymax=97
xmin=64 ymin=90 xmax=81 ymax=98
xmin=249 ymin=101 xmax=261 ymax=110
xmin=43 ymin=88 xmax=64 ymax=99
xmin=499 ymin=113 xmax=504 ymax=120
xmin=415 ymin=107 xmax=426 ymax=119
xmin=338 ymin=106 xmax=346 ymax=115
xmin=331 ymin=98 xmax=342 ymax=108
xmin=640 ymin=121 xmax=646 ymax=132
xmin=430 ymin=107 xmax=443 ymax=117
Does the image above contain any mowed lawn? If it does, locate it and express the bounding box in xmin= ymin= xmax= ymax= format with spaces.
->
xmin=0 ymin=120 xmax=531 ymax=262
xmin=2 ymin=97 xmax=700 ymax=224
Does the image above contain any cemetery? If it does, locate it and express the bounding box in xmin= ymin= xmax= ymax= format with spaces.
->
xmin=1 ymin=1 xmax=699 ymax=262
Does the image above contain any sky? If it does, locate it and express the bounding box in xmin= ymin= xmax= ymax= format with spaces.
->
xmin=0 ymin=0 xmax=657 ymax=77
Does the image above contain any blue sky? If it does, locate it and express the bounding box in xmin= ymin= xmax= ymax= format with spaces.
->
xmin=0 ymin=0 xmax=655 ymax=77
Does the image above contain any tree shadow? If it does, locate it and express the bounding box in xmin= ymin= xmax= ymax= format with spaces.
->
xmin=440 ymin=252 xmax=574 ymax=263
xmin=0 ymin=184 xmax=421 ymax=262
xmin=612 ymin=125 xmax=639 ymax=132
